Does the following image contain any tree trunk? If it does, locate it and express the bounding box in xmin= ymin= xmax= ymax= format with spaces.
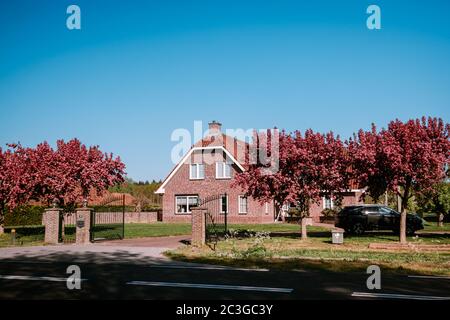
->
xmin=399 ymin=205 xmax=407 ymax=244
xmin=0 ymin=205 xmax=4 ymax=235
xmin=438 ymin=213 xmax=444 ymax=227
xmin=301 ymin=218 xmax=308 ymax=240
xmin=399 ymin=182 xmax=411 ymax=244
xmin=0 ymin=215 xmax=3 ymax=234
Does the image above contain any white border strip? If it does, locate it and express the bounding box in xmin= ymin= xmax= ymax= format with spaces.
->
xmin=0 ymin=275 xmax=87 ymax=282
xmin=408 ymin=275 xmax=450 ymax=280
xmin=127 ymin=281 xmax=293 ymax=293
xmin=148 ymin=264 xmax=269 ymax=272
xmin=352 ymin=292 xmax=450 ymax=300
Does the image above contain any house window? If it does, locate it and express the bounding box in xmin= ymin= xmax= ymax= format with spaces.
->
xmin=265 ymin=203 xmax=269 ymax=215
xmin=216 ymin=162 xmax=232 ymax=179
xmin=221 ymin=194 xmax=228 ymax=214
xmin=323 ymin=196 xmax=333 ymax=209
xmin=175 ymin=196 xmax=198 ymax=214
xmin=190 ymin=163 xmax=205 ymax=179
xmin=239 ymin=196 xmax=248 ymax=214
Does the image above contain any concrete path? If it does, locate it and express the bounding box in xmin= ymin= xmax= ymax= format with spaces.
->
xmin=97 ymin=235 xmax=189 ymax=248
xmin=0 ymin=235 xmax=190 ymax=263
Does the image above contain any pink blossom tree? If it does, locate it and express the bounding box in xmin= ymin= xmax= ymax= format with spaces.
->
xmin=234 ymin=130 xmax=297 ymax=214
xmin=0 ymin=144 xmax=40 ymax=232
xmin=349 ymin=117 xmax=450 ymax=243
xmin=234 ymin=129 xmax=352 ymax=238
xmin=0 ymin=139 xmax=126 ymax=232
xmin=41 ymin=138 xmax=126 ymax=206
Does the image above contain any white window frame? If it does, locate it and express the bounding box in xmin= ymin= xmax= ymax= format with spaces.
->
xmin=265 ymin=202 xmax=269 ymax=215
xmin=175 ymin=195 xmax=198 ymax=214
xmin=238 ymin=195 xmax=248 ymax=214
xmin=216 ymin=162 xmax=232 ymax=179
xmin=189 ymin=163 xmax=204 ymax=180
xmin=322 ymin=196 xmax=334 ymax=209
xmin=220 ymin=194 xmax=228 ymax=214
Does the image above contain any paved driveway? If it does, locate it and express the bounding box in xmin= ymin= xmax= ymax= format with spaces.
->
xmin=0 ymin=235 xmax=190 ymax=262
xmin=97 ymin=235 xmax=189 ymax=248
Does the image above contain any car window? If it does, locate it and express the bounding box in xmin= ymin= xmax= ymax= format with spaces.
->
xmin=363 ymin=207 xmax=379 ymax=215
xmin=349 ymin=207 xmax=363 ymax=215
xmin=379 ymin=207 xmax=392 ymax=215
xmin=339 ymin=207 xmax=359 ymax=215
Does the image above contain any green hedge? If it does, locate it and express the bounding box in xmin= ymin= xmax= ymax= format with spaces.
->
xmin=92 ymin=205 xmax=135 ymax=213
xmin=142 ymin=205 xmax=162 ymax=212
xmin=3 ymin=206 xmax=45 ymax=226
xmin=4 ymin=225 xmax=45 ymax=236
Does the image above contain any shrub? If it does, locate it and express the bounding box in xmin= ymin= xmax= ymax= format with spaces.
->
xmin=91 ymin=205 xmax=135 ymax=212
xmin=4 ymin=225 xmax=45 ymax=236
xmin=226 ymin=229 xmax=270 ymax=239
xmin=321 ymin=208 xmax=339 ymax=219
xmin=3 ymin=205 xmax=45 ymax=226
xmin=141 ymin=204 xmax=162 ymax=212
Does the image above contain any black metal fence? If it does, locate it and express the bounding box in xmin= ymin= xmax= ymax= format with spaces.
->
xmin=198 ymin=194 xmax=228 ymax=245
xmin=59 ymin=212 xmax=76 ymax=244
xmin=90 ymin=194 xmax=125 ymax=242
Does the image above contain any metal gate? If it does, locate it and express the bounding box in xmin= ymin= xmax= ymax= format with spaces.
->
xmin=90 ymin=194 xmax=125 ymax=242
xmin=59 ymin=212 xmax=76 ymax=244
xmin=198 ymin=193 xmax=228 ymax=245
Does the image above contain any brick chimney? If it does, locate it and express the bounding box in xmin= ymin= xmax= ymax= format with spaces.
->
xmin=208 ymin=120 xmax=222 ymax=136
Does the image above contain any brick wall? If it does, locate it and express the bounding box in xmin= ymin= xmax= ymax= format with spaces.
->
xmin=43 ymin=211 xmax=159 ymax=225
xmin=43 ymin=208 xmax=61 ymax=244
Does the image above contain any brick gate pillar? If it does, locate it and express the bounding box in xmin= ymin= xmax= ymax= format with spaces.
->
xmin=44 ymin=207 xmax=62 ymax=244
xmin=191 ymin=208 xmax=207 ymax=246
xmin=75 ymin=207 xmax=93 ymax=244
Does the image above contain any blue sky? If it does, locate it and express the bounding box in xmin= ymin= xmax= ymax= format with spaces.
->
xmin=0 ymin=0 xmax=449 ymax=180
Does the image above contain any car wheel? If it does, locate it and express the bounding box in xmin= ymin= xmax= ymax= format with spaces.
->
xmin=352 ymin=223 xmax=365 ymax=235
xmin=406 ymin=225 xmax=415 ymax=236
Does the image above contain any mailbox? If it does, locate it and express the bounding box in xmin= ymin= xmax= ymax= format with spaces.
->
xmin=331 ymin=229 xmax=344 ymax=244
xmin=77 ymin=219 xmax=84 ymax=228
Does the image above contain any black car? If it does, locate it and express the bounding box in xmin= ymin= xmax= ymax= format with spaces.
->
xmin=335 ymin=205 xmax=424 ymax=235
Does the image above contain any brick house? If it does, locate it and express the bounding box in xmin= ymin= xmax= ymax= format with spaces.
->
xmin=156 ymin=121 xmax=363 ymax=223
xmin=155 ymin=121 xmax=275 ymax=223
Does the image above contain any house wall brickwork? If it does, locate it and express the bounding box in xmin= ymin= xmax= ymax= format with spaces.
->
xmin=162 ymin=151 xmax=275 ymax=224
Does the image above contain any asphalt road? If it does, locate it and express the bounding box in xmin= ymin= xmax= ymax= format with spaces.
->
xmin=0 ymin=244 xmax=449 ymax=300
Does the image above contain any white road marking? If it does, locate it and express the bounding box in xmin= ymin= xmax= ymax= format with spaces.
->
xmin=0 ymin=260 xmax=52 ymax=264
xmin=0 ymin=275 xmax=87 ymax=282
xmin=127 ymin=281 xmax=293 ymax=293
xmin=352 ymin=292 xmax=450 ymax=300
xmin=408 ymin=275 xmax=450 ymax=280
xmin=149 ymin=264 xmax=269 ymax=272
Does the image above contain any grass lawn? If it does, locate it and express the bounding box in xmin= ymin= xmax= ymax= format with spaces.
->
xmin=124 ymin=223 xmax=191 ymax=238
xmin=0 ymin=226 xmax=45 ymax=247
xmin=423 ymin=223 xmax=450 ymax=232
xmin=123 ymin=223 xmax=310 ymax=238
xmin=167 ymin=224 xmax=450 ymax=276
